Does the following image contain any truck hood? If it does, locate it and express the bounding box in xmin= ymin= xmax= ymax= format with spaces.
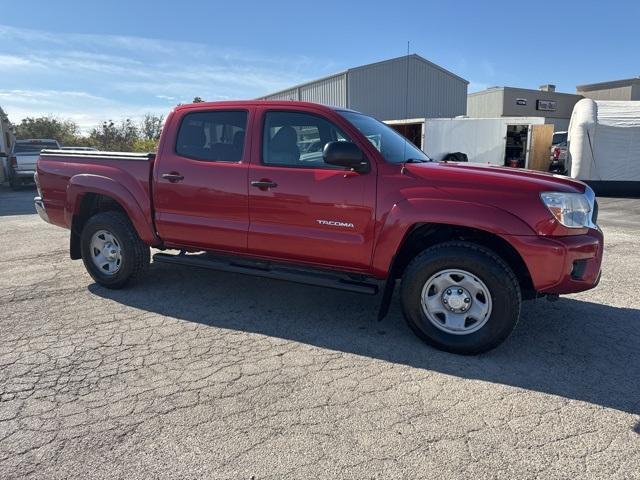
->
xmin=405 ymin=161 xmax=586 ymax=195
xmin=402 ymin=161 xmax=589 ymax=236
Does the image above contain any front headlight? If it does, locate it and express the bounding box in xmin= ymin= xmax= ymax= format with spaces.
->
xmin=540 ymin=191 xmax=592 ymax=228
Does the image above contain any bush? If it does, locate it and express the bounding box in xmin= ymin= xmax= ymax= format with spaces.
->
xmin=15 ymin=116 xmax=81 ymax=146
xmin=132 ymin=138 xmax=159 ymax=152
xmin=10 ymin=113 xmax=165 ymax=152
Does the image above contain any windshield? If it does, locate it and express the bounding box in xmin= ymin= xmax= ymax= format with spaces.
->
xmin=339 ymin=111 xmax=430 ymax=164
xmin=14 ymin=141 xmax=59 ymax=153
xmin=552 ymin=132 xmax=568 ymax=145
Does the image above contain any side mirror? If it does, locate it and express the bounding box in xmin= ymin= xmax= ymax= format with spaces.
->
xmin=323 ymin=141 xmax=369 ymax=173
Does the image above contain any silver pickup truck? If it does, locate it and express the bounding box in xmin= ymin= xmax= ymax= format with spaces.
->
xmin=8 ymin=139 xmax=60 ymax=189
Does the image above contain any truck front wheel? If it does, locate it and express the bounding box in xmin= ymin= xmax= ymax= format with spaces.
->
xmin=8 ymin=171 xmax=21 ymax=190
xmin=400 ymin=241 xmax=521 ymax=355
xmin=80 ymin=211 xmax=150 ymax=289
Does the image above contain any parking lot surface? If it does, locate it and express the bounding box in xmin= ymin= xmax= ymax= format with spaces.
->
xmin=1 ymin=185 xmax=639 ymax=479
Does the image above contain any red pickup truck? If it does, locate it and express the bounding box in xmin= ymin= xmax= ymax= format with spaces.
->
xmin=35 ymin=101 xmax=603 ymax=354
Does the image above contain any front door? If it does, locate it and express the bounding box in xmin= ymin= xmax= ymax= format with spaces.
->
xmin=153 ymin=108 xmax=251 ymax=252
xmin=247 ymin=109 xmax=376 ymax=271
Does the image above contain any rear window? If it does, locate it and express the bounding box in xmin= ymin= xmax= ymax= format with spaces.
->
xmin=14 ymin=141 xmax=59 ymax=153
xmin=176 ymin=110 xmax=247 ymax=162
xmin=552 ymin=132 xmax=568 ymax=145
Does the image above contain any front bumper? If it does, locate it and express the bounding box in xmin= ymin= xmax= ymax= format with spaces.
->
xmin=34 ymin=196 xmax=50 ymax=223
xmin=505 ymin=228 xmax=603 ymax=295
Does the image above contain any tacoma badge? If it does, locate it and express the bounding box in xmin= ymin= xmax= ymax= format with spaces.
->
xmin=316 ymin=220 xmax=355 ymax=228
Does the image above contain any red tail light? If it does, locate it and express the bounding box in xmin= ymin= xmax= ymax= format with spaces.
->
xmin=9 ymin=156 xmax=17 ymax=168
xmin=553 ymin=147 xmax=561 ymax=160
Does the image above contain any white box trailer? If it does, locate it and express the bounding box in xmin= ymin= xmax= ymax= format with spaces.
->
xmin=567 ymin=98 xmax=640 ymax=196
xmin=386 ymin=117 xmax=554 ymax=171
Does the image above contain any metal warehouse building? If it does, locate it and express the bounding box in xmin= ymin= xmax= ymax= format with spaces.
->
xmin=577 ymin=77 xmax=640 ymax=101
xmin=467 ymin=85 xmax=583 ymax=131
xmin=258 ymin=54 xmax=469 ymax=122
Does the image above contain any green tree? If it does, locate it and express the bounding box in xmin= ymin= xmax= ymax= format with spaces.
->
xmin=88 ymin=119 xmax=139 ymax=151
xmin=132 ymin=138 xmax=159 ymax=153
xmin=14 ymin=116 xmax=80 ymax=146
xmin=139 ymin=113 xmax=164 ymax=141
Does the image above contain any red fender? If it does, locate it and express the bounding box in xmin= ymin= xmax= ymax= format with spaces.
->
xmin=65 ymin=174 xmax=159 ymax=245
xmin=371 ymin=198 xmax=536 ymax=277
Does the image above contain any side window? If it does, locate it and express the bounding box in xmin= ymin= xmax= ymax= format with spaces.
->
xmin=262 ymin=111 xmax=349 ymax=168
xmin=176 ymin=110 xmax=247 ymax=162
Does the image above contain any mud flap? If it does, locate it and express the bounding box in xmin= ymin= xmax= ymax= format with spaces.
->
xmin=377 ymin=276 xmax=397 ymax=321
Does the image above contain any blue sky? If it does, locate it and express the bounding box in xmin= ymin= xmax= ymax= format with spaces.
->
xmin=1 ymin=0 xmax=638 ymax=129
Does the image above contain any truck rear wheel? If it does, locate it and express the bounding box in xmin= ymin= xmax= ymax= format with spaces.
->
xmin=80 ymin=211 xmax=150 ymax=289
xmin=400 ymin=241 xmax=521 ymax=355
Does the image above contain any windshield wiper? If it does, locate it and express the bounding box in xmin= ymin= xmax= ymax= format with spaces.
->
xmin=404 ymin=158 xmax=428 ymax=163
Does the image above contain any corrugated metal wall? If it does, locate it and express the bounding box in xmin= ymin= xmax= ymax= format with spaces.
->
xmin=347 ymin=56 xmax=467 ymax=120
xmin=258 ymin=55 xmax=468 ymax=121
xmin=467 ymin=89 xmax=505 ymax=118
xmin=578 ymin=85 xmax=636 ymax=101
xmin=299 ymin=74 xmax=347 ymax=107
xmin=262 ymin=88 xmax=299 ymax=101
xmin=260 ymin=74 xmax=347 ymax=106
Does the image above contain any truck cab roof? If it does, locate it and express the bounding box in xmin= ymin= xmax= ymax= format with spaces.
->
xmin=173 ymin=100 xmax=360 ymax=114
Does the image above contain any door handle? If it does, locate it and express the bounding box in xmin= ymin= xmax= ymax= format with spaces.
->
xmin=251 ymin=180 xmax=278 ymax=189
xmin=162 ymin=172 xmax=184 ymax=183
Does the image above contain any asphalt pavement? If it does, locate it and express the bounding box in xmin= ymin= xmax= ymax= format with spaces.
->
xmin=0 ymin=185 xmax=638 ymax=479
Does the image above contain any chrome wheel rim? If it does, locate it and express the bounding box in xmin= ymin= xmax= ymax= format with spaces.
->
xmin=90 ymin=229 xmax=122 ymax=275
xmin=420 ymin=269 xmax=492 ymax=335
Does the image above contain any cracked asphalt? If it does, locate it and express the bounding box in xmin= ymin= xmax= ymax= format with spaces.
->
xmin=1 ymin=186 xmax=639 ymax=479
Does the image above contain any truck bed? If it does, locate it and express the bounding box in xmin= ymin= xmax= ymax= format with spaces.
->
xmin=36 ymin=149 xmax=156 ymax=232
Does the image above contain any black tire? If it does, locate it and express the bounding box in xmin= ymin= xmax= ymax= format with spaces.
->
xmin=80 ymin=211 xmax=150 ymax=289
xmin=8 ymin=172 xmax=21 ymax=190
xmin=400 ymin=241 xmax=521 ymax=355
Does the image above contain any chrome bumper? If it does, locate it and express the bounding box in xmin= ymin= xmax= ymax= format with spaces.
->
xmin=34 ymin=196 xmax=49 ymax=223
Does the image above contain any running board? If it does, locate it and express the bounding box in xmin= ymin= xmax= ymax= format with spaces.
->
xmin=153 ymin=252 xmax=380 ymax=295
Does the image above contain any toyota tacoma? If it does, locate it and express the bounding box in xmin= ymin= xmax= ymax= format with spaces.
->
xmin=35 ymin=101 xmax=603 ymax=354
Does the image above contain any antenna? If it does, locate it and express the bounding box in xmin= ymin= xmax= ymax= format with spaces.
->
xmin=401 ymin=41 xmax=410 ymax=173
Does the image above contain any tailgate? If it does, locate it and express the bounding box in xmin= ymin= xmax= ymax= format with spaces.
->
xmin=15 ymin=153 xmax=39 ymax=171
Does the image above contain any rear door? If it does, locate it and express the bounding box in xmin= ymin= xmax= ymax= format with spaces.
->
xmin=247 ymin=108 xmax=376 ymax=271
xmin=153 ymin=108 xmax=252 ymax=252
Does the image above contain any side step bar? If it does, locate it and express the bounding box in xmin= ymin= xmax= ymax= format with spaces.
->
xmin=153 ymin=252 xmax=381 ymax=295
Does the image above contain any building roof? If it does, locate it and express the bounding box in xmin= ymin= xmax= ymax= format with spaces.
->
xmin=258 ymin=54 xmax=468 ymax=99
xmin=348 ymin=54 xmax=469 ymax=84
xmin=576 ymin=77 xmax=640 ymax=92
xmin=468 ymin=86 xmax=581 ymax=98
